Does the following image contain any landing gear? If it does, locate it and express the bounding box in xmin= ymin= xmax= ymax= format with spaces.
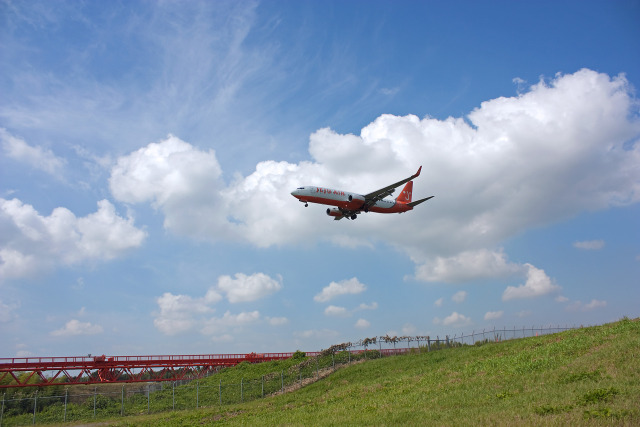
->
xmin=305 ymin=203 xmax=308 ymax=207
xmin=350 ymin=214 xmax=357 ymax=220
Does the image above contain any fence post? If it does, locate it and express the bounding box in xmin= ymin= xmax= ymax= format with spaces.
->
xmin=219 ymin=379 xmax=222 ymax=405
xmin=316 ymin=358 xmax=319 ymax=379
xmin=241 ymin=378 xmax=244 ymax=403
xmin=93 ymin=387 xmax=97 ymax=418
xmin=427 ymin=337 xmax=431 ymax=352
xmin=1 ymin=393 xmax=5 ymax=427
xmin=197 ymin=380 xmax=199 ymax=409
xmin=262 ymin=376 xmax=264 ymax=399
xmin=147 ymin=384 xmax=150 ymax=414
xmin=33 ymin=390 xmax=37 ymax=425
xmin=332 ymin=353 xmax=335 ymax=369
xmin=299 ymin=366 xmax=302 ymax=387
xmin=64 ymin=388 xmax=68 ymax=422
xmin=172 ymin=382 xmax=175 ymax=411
xmin=281 ymin=371 xmax=284 ymax=393
xmin=120 ymin=384 xmax=125 ymax=416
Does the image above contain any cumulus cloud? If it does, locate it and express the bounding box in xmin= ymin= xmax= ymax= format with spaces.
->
xmin=1 ymin=128 xmax=66 ymax=176
xmin=566 ymin=299 xmax=607 ymax=312
xmin=109 ymin=135 xmax=231 ymax=239
xmin=484 ymin=311 xmax=504 ymax=321
xmin=217 ymin=273 xmax=282 ymax=303
xmin=153 ymin=292 xmax=215 ymax=335
xmin=267 ymin=316 xmax=288 ymax=326
xmin=355 ymin=318 xmax=371 ymax=329
xmin=107 ymin=69 xmax=639 ymax=284
xmin=357 ymin=302 xmax=378 ymax=311
xmin=314 ymin=277 xmax=367 ymax=302
xmin=414 ymin=249 xmax=523 ymax=283
xmin=201 ymin=310 xmax=260 ymax=335
xmin=452 ymin=291 xmax=467 ymax=303
xmin=324 ymin=305 xmax=349 ymax=317
xmin=502 ymin=264 xmax=561 ymax=301
xmin=434 ymin=312 xmax=473 ymax=327
xmin=573 ymin=240 xmax=605 ymax=250
xmin=153 ymin=272 xmax=282 ymax=335
xmin=0 ymin=198 xmax=146 ymax=280
xmin=434 ymin=298 xmax=444 ymax=307
xmin=50 ymin=319 xmax=103 ymax=337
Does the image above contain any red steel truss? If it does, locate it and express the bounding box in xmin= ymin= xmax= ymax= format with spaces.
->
xmin=0 ymin=352 xmax=323 ymax=388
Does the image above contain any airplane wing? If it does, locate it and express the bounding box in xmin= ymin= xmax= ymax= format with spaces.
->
xmin=407 ymin=195 xmax=434 ymax=207
xmin=361 ymin=166 xmax=422 ymax=209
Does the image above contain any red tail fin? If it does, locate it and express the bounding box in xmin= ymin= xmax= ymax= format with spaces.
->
xmin=396 ymin=181 xmax=413 ymax=204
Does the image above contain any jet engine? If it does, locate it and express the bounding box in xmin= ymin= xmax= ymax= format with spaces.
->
xmin=326 ymin=208 xmax=342 ymax=217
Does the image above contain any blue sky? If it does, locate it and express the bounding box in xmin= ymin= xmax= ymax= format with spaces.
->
xmin=1 ymin=0 xmax=639 ymax=357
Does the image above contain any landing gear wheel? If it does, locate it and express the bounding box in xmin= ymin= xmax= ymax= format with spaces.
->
xmin=350 ymin=214 xmax=357 ymax=220
xmin=305 ymin=203 xmax=308 ymax=207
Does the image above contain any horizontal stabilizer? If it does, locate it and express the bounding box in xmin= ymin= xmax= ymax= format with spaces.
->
xmin=407 ymin=195 xmax=434 ymax=207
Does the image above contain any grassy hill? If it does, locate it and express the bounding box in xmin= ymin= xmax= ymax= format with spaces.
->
xmin=48 ymin=317 xmax=640 ymax=425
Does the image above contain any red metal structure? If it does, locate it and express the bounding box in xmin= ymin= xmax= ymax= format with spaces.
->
xmin=0 ymin=349 xmax=414 ymax=388
xmin=0 ymin=352 xmax=322 ymax=388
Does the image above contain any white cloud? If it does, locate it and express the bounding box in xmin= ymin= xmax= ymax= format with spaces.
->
xmin=355 ymin=318 xmax=371 ymax=329
xmin=502 ymin=264 xmax=561 ymax=301
xmin=357 ymin=302 xmax=378 ymax=311
xmin=153 ymin=292 xmax=214 ymax=335
xmin=201 ymin=310 xmax=260 ymax=335
xmin=50 ymin=319 xmax=103 ymax=337
xmin=1 ymin=128 xmax=66 ymax=177
xmin=452 ymin=291 xmax=467 ymax=303
xmin=217 ymin=273 xmax=282 ymax=303
xmin=414 ymin=249 xmax=523 ymax=283
xmin=573 ymin=240 xmax=605 ymax=250
xmin=153 ymin=272 xmax=281 ymax=335
xmin=434 ymin=298 xmax=444 ymax=307
xmin=0 ymin=299 xmax=19 ymax=323
xmin=109 ymin=135 xmax=231 ymax=239
xmin=0 ymin=198 xmax=146 ymax=280
xmin=104 ymin=69 xmax=639 ymax=284
xmin=267 ymin=316 xmax=289 ymax=326
xmin=314 ymin=277 xmax=366 ymax=302
xmin=324 ymin=305 xmax=349 ymax=317
xmin=484 ymin=311 xmax=503 ymax=321
xmin=566 ymin=299 xmax=607 ymax=312
xmin=434 ymin=312 xmax=473 ymax=327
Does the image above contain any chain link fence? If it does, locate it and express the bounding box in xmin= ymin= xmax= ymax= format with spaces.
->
xmin=0 ymin=325 xmax=577 ymax=426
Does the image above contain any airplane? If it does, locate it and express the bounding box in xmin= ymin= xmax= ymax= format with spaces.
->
xmin=290 ymin=166 xmax=434 ymax=220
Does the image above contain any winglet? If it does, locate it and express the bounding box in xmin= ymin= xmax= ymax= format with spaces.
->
xmin=415 ymin=166 xmax=422 ymax=178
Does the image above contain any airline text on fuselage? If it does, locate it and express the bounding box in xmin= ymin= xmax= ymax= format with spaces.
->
xmin=316 ymin=188 xmax=346 ymax=196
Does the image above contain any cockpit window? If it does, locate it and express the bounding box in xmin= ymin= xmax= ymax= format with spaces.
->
xmin=297 ymin=187 xmax=305 ymax=190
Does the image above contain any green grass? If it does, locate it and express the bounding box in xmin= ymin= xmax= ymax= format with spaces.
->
xmin=15 ymin=318 xmax=640 ymax=426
